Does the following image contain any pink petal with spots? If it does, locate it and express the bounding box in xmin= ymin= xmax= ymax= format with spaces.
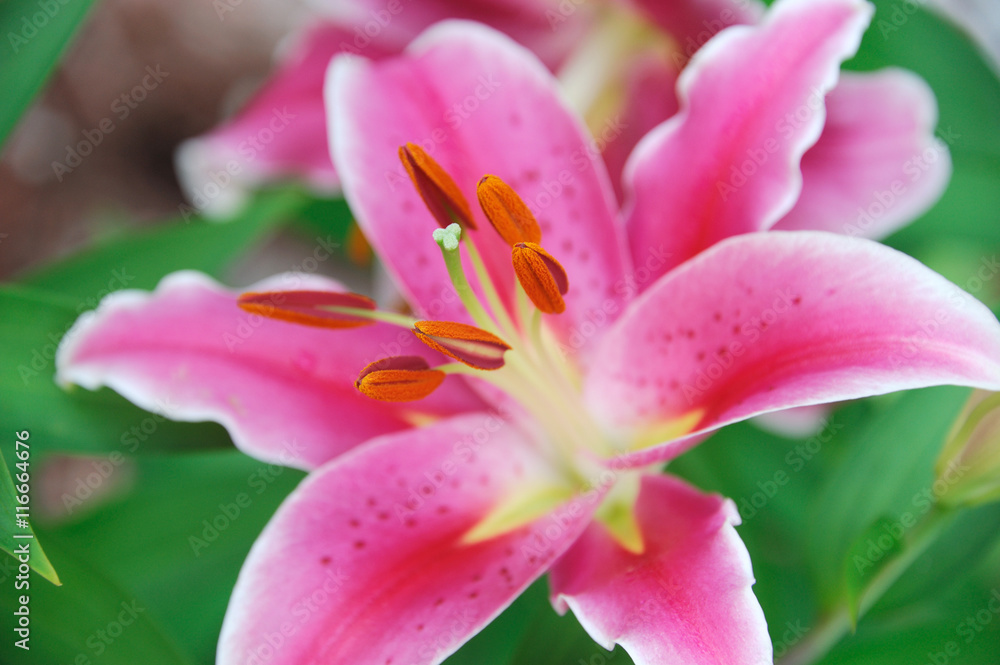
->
xmin=585 ymin=232 xmax=1000 ymax=468
xmin=630 ymin=0 xmax=763 ymax=61
xmin=56 ymin=271 xmax=485 ymax=470
xmin=623 ymin=0 xmax=872 ymax=285
xmin=217 ymin=413 xmax=597 ymax=665
xmin=175 ymin=23 xmax=391 ymax=217
xmin=328 ymin=21 xmax=630 ymax=356
xmin=550 ymin=474 xmax=770 ymax=665
xmin=775 ymin=69 xmax=951 ymax=238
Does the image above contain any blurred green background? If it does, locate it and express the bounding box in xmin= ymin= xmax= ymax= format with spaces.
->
xmin=1 ymin=0 xmax=1000 ymax=663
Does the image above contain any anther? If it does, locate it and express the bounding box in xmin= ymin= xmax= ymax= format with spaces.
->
xmin=511 ymin=243 xmax=569 ymax=315
xmin=399 ymin=143 xmax=476 ymax=230
xmin=356 ymin=356 xmax=446 ymax=402
xmin=477 ymin=175 xmax=542 ymax=246
xmin=413 ymin=321 xmax=511 ymax=370
xmin=238 ymin=290 xmax=377 ymax=328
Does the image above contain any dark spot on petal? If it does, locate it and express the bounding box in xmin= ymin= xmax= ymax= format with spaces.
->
xmin=320 ymin=556 xmax=331 ymax=565
xmin=354 ymin=540 xmax=366 ymax=549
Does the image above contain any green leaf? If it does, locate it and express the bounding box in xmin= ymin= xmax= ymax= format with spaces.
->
xmin=41 ymin=450 xmax=305 ymax=664
xmin=0 ymin=534 xmax=193 ymax=665
xmin=842 ymin=515 xmax=907 ymax=628
xmin=805 ymin=387 xmax=970 ymax=604
xmin=0 ymin=285 xmax=233 ymax=456
xmin=0 ymin=441 xmax=59 ymax=585
xmin=819 ymin=531 xmax=1000 ymax=665
xmin=0 ymin=0 xmax=98 ymax=149
xmin=20 ymin=187 xmax=307 ymax=298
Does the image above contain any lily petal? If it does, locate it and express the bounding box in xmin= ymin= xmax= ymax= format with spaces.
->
xmin=55 ymin=271 xmax=485 ymax=470
xmin=623 ymin=0 xmax=872 ymax=284
xmin=217 ymin=413 xmax=595 ymax=665
xmin=585 ymin=232 xmax=1000 ymax=467
xmin=775 ymin=69 xmax=951 ymax=238
xmin=176 ymin=23 xmax=384 ymax=216
xmin=328 ymin=20 xmax=629 ymax=353
xmin=630 ymin=0 xmax=763 ymax=58
xmin=550 ymin=474 xmax=770 ymax=665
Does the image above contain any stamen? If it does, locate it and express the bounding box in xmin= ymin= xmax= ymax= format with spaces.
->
xmin=476 ymin=175 xmax=542 ymax=246
xmin=511 ymin=242 xmax=569 ymax=315
xmin=413 ymin=320 xmax=511 ymax=370
xmin=399 ymin=143 xmax=476 ymax=230
xmin=356 ymin=356 xmax=445 ymax=402
xmin=433 ymin=224 xmax=499 ymax=333
xmin=238 ymin=291 xmax=378 ymax=329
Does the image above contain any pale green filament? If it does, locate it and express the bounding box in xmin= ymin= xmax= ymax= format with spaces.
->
xmin=317 ymin=306 xmax=416 ymax=328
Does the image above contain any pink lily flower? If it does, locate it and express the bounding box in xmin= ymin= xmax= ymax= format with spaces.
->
xmin=179 ymin=0 xmax=948 ymax=249
xmin=58 ymin=1 xmax=1000 ymax=663
xmin=176 ymin=0 xmax=590 ymax=216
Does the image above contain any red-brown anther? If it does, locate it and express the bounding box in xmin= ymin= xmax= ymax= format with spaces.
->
xmin=356 ymin=356 xmax=446 ymax=402
xmin=399 ymin=142 xmax=477 ymax=230
xmin=412 ymin=321 xmax=511 ymax=370
xmin=512 ymin=242 xmax=569 ymax=315
xmin=476 ymin=174 xmax=542 ymax=246
xmin=237 ymin=290 xmax=377 ymax=329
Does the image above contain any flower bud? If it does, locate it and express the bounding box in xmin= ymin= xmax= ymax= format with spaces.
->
xmin=934 ymin=390 xmax=1000 ymax=507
